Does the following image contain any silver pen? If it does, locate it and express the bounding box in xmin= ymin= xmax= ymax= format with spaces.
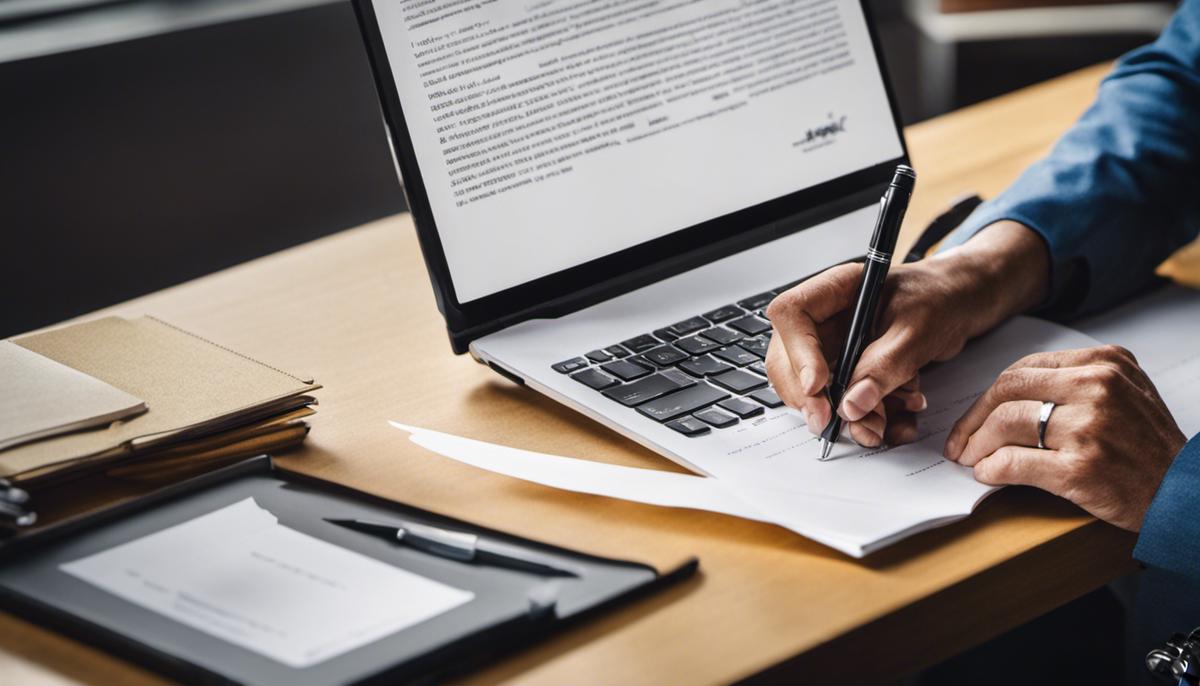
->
xmin=326 ymin=518 xmax=580 ymax=577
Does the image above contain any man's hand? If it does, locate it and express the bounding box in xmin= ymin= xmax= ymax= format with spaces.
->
xmin=765 ymin=220 xmax=1051 ymax=447
xmin=945 ymin=345 xmax=1187 ymax=531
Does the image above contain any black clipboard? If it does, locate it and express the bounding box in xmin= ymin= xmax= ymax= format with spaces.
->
xmin=0 ymin=456 xmax=698 ymax=685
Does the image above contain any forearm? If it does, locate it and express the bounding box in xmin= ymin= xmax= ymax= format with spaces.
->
xmin=938 ymin=0 xmax=1200 ymax=316
xmin=929 ymin=220 xmax=1051 ymax=335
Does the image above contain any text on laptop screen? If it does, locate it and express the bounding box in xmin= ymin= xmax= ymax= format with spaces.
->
xmin=373 ymin=0 xmax=904 ymax=303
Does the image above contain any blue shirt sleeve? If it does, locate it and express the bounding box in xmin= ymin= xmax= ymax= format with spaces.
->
xmin=938 ymin=0 xmax=1200 ymax=317
xmin=1134 ymin=433 xmax=1200 ymax=578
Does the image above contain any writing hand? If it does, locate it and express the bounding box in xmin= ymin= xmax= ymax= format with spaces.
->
xmin=764 ymin=220 xmax=1051 ymax=448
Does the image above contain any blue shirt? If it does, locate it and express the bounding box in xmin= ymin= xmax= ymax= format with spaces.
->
xmin=939 ymin=0 xmax=1200 ymax=663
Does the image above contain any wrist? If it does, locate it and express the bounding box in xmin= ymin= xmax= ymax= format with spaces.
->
xmin=932 ymin=220 xmax=1051 ymax=331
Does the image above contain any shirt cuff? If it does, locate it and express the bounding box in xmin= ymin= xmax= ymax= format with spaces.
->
xmin=1134 ymin=433 xmax=1200 ymax=577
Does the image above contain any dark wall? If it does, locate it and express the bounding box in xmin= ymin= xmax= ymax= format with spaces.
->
xmin=1 ymin=1 xmax=405 ymax=338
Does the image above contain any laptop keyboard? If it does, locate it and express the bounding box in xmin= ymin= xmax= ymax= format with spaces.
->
xmin=550 ymin=281 xmax=803 ymax=437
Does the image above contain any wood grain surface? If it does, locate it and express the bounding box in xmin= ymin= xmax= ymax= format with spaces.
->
xmin=4 ymin=62 xmax=1188 ymax=686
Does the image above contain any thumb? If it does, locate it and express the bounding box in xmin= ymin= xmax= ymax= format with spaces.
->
xmin=838 ymin=329 xmax=924 ymax=422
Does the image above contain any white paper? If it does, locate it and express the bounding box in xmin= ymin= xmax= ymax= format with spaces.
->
xmin=394 ymin=316 xmax=1102 ymax=557
xmin=60 ymin=498 xmax=474 ymax=668
xmin=392 ymin=422 xmax=991 ymax=556
xmin=373 ymin=0 xmax=903 ymax=301
xmin=1078 ymin=285 xmax=1200 ymax=436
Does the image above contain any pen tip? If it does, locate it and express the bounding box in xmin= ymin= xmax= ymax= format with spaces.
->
xmin=818 ymin=439 xmax=833 ymax=461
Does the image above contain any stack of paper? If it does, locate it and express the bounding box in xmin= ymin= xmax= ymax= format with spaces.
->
xmin=1 ymin=316 xmax=320 ymax=486
xmin=0 ymin=340 xmax=146 ymax=451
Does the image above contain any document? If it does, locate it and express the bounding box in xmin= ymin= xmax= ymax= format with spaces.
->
xmin=372 ymin=0 xmax=903 ymax=301
xmin=61 ymin=498 xmax=474 ymax=668
xmin=1078 ymin=285 xmax=1200 ymax=436
xmin=395 ymin=316 xmax=1101 ymax=556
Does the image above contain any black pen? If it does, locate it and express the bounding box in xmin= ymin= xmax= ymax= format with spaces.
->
xmin=818 ymin=165 xmax=916 ymax=460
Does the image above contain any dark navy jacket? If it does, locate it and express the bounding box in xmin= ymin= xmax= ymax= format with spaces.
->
xmin=940 ymin=0 xmax=1200 ymax=668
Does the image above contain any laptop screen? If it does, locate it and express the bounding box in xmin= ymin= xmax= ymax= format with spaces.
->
xmin=367 ymin=0 xmax=904 ymax=305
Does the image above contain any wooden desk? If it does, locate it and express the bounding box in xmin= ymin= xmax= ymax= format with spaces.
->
xmin=0 ymin=63 xmax=1161 ymax=685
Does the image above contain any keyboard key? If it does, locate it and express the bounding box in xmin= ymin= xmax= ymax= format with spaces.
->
xmin=600 ymin=359 xmax=653 ymax=381
xmin=748 ymin=360 xmax=769 ymax=377
xmin=603 ymin=373 xmax=687 ymax=406
xmin=694 ymin=407 xmax=738 ymax=428
xmin=653 ymin=327 xmax=679 ymax=341
xmin=676 ymin=335 xmax=721 ymax=355
xmin=737 ymin=291 xmax=776 ymax=310
xmin=679 ymin=355 xmax=735 ymax=377
xmin=700 ymin=327 xmax=743 ymax=345
xmin=711 ymin=369 xmax=768 ymax=393
xmin=660 ymin=368 xmax=698 ymax=389
xmin=718 ymin=397 xmax=765 ymax=418
xmin=620 ymin=334 xmax=661 ymax=353
xmin=636 ymin=382 xmax=729 ymax=422
xmin=728 ymin=315 xmax=772 ymax=336
xmin=666 ymin=416 xmax=711 ymax=436
xmin=642 ymin=345 xmax=688 ymax=367
xmin=571 ymin=368 xmax=619 ymax=390
xmin=667 ymin=316 xmax=709 ymax=337
xmin=749 ymin=387 xmax=784 ymax=408
xmin=586 ymin=349 xmax=614 ymax=363
xmin=737 ymin=336 xmax=769 ymax=359
xmin=605 ymin=344 xmax=631 ymax=358
xmin=702 ymin=304 xmax=744 ymax=323
xmin=552 ymin=357 xmax=589 ymax=374
xmin=712 ymin=346 xmax=758 ymax=367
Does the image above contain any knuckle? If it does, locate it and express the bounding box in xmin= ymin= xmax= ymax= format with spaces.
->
xmin=765 ymin=292 xmax=795 ymax=320
xmin=1100 ymin=344 xmax=1137 ymax=366
xmin=1083 ymin=366 xmax=1123 ymax=398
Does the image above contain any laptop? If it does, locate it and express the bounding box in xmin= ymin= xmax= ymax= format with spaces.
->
xmin=352 ymin=0 xmax=907 ymax=476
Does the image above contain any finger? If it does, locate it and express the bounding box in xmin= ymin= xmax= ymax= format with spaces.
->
xmin=839 ymin=328 xmax=923 ymax=422
xmin=849 ymin=404 xmax=886 ymax=447
xmin=1010 ymin=346 xmax=1162 ymax=398
xmin=955 ymin=400 xmax=1044 ymax=467
xmin=1010 ymin=345 xmax=1138 ymax=372
xmin=766 ymin=263 xmax=862 ymax=396
xmin=766 ymin=338 xmax=831 ymax=429
xmin=972 ymin=446 xmax=1066 ymax=494
xmin=883 ymin=394 xmax=918 ymax=445
xmin=889 ymin=386 xmax=928 ymax=413
xmin=945 ymin=367 xmax=1081 ymax=460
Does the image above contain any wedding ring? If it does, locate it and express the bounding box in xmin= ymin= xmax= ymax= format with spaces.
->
xmin=1037 ymin=401 xmax=1056 ymax=450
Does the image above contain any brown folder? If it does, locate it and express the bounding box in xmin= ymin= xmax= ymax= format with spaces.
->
xmin=2 ymin=316 xmax=320 ymax=483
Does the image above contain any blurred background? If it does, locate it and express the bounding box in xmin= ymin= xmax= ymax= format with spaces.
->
xmin=0 ymin=0 xmax=1175 ymax=338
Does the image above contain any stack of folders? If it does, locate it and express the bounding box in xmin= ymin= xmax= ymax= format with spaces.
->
xmin=0 ymin=316 xmax=320 ymax=515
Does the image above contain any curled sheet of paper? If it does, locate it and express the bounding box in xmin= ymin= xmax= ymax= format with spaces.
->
xmin=392 ymin=422 xmax=974 ymax=558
